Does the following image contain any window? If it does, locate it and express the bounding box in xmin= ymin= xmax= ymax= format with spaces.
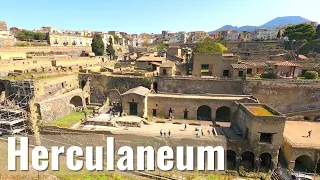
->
xmin=260 ymin=133 xmax=273 ymax=143
xmin=163 ymin=69 xmax=167 ymax=75
xmin=238 ymin=71 xmax=244 ymax=77
xmin=247 ymin=69 xmax=253 ymax=74
xmin=223 ymin=70 xmax=229 ymax=77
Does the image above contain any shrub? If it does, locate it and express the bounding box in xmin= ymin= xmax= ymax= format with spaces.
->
xmin=304 ymin=71 xmax=318 ymax=79
xmin=260 ymin=71 xmax=276 ymax=79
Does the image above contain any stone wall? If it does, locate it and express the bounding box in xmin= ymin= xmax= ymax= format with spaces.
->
xmin=78 ymin=74 xmax=152 ymax=104
xmin=147 ymin=94 xmax=255 ymax=120
xmin=156 ymin=77 xmax=320 ymax=114
xmin=33 ymin=74 xmax=80 ymax=102
xmin=244 ymin=81 xmax=320 ymax=114
xmin=281 ymin=138 xmax=319 ymax=171
xmin=37 ymin=89 xmax=85 ymax=123
xmin=0 ymin=38 xmax=14 ymax=48
xmin=157 ymin=77 xmax=244 ymax=95
xmin=0 ymin=56 xmax=106 ymax=73
xmin=0 ymin=46 xmax=92 ymax=54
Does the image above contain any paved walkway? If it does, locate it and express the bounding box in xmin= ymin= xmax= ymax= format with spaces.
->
xmin=79 ymin=117 xmax=230 ymax=140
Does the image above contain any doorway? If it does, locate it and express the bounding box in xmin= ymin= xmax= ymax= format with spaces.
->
xmin=184 ymin=109 xmax=188 ymax=119
xmin=129 ymin=103 xmax=138 ymax=115
xmin=152 ymin=109 xmax=157 ymax=117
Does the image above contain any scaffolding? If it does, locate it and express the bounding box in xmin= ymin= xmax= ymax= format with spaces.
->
xmin=0 ymin=81 xmax=34 ymax=135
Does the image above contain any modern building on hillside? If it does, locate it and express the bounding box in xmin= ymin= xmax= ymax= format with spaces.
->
xmin=0 ymin=21 xmax=15 ymax=47
xmin=49 ymin=33 xmax=92 ymax=46
xmin=251 ymin=28 xmax=278 ymax=40
xmin=227 ymin=30 xmax=239 ymax=41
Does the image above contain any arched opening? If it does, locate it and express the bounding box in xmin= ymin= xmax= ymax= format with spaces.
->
xmin=0 ymin=82 xmax=5 ymax=94
xmin=294 ymin=155 xmax=314 ymax=173
xmin=241 ymin=151 xmax=254 ymax=171
xmin=216 ymin=106 xmax=231 ymax=122
xmin=197 ymin=105 xmax=212 ymax=121
xmin=152 ymin=82 xmax=158 ymax=93
xmin=227 ymin=150 xmax=236 ymax=170
xmin=260 ymin=153 xmax=272 ymax=172
xmin=303 ymin=116 xmax=310 ymax=120
xmin=70 ymin=96 xmax=83 ymax=107
xmin=314 ymin=116 xmax=320 ymax=122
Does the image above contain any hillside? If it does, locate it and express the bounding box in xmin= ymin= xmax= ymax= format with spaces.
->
xmin=209 ymin=16 xmax=311 ymax=34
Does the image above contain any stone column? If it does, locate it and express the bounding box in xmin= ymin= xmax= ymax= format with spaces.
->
xmin=254 ymin=157 xmax=261 ymax=172
xmin=271 ymin=158 xmax=278 ymax=170
xmin=236 ymin=156 xmax=242 ymax=171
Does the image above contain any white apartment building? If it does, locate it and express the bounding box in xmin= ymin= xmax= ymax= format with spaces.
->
xmin=251 ymin=28 xmax=278 ymax=40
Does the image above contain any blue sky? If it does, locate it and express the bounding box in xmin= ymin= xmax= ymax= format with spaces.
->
xmin=1 ymin=0 xmax=319 ymax=34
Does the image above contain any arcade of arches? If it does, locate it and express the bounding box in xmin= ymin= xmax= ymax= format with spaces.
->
xmin=70 ymin=96 xmax=83 ymax=107
xmin=196 ymin=105 xmax=231 ymax=122
xmin=226 ymin=150 xmax=273 ymax=172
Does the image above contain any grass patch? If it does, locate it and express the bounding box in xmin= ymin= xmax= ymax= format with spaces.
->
xmin=246 ymin=106 xmax=274 ymax=116
xmin=48 ymin=110 xmax=92 ymax=128
xmin=296 ymin=77 xmax=320 ymax=81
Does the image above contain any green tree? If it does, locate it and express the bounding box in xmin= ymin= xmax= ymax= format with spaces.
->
xmin=284 ymin=23 xmax=316 ymax=41
xmin=91 ymin=34 xmax=105 ymax=56
xmin=33 ymin=32 xmax=46 ymax=40
xmin=106 ymin=36 xmax=115 ymax=59
xmin=193 ymin=38 xmax=227 ymax=53
xmin=316 ymin=24 xmax=320 ymax=39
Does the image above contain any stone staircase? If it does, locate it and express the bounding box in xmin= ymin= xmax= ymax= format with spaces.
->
xmin=273 ymin=152 xmax=292 ymax=180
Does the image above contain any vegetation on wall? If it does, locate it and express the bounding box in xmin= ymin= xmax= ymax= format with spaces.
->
xmin=316 ymin=24 xmax=320 ymax=39
xmin=260 ymin=71 xmax=276 ymax=79
xmin=304 ymin=71 xmax=318 ymax=79
xmin=193 ymin=38 xmax=227 ymax=53
xmin=156 ymin=43 xmax=168 ymax=50
xmin=16 ymin=30 xmax=47 ymax=41
xmin=91 ymin=34 xmax=105 ymax=56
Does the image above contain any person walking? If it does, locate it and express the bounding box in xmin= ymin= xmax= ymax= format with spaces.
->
xmin=184 ymin=124 xmax=187 ymax=130
xmin=160 ymin=129 xmax=163 ymax=137
xmin=168 ymin=130 xmax=171 ymax=137
xmin=164 ymin=130 xmax=166 ymax=137
xmin=307 ymin=130 xmax=312 ymax=138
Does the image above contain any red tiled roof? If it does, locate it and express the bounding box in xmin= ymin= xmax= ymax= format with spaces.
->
xmin=275 ymin=61 xmax=299 ymax=67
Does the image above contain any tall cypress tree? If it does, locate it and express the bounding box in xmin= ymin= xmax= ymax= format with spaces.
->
xmin=91 ymin=34 xmax=105 ymax=56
